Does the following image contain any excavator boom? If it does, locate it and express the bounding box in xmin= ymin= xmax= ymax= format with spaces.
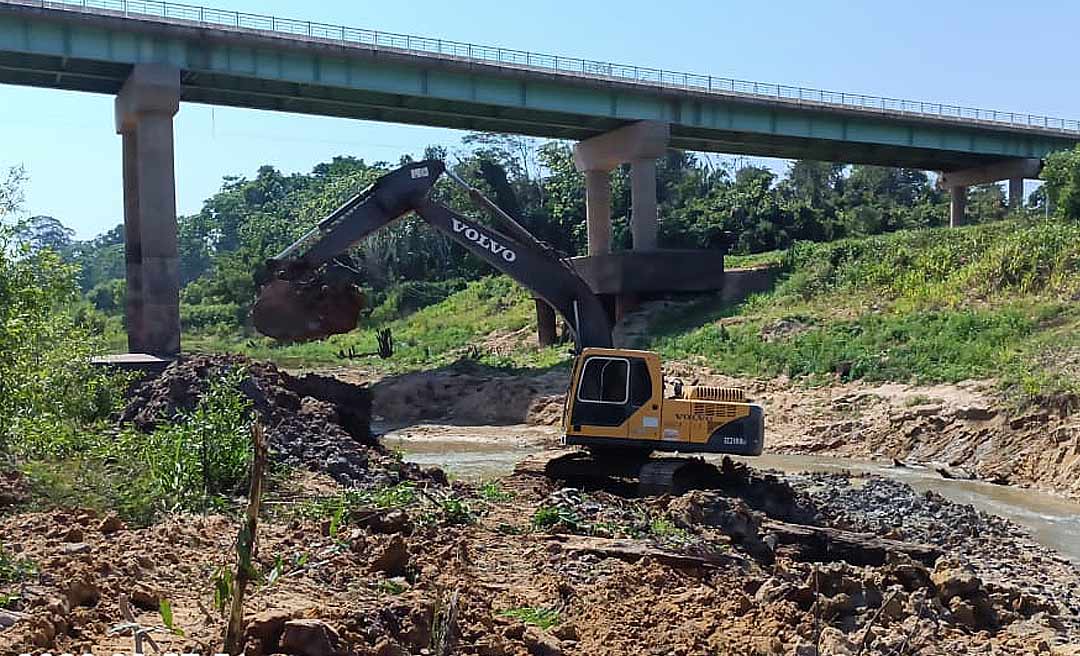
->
xmin=253 ymin=160 xmax=611 ymax=350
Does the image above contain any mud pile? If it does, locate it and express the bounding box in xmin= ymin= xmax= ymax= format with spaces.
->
xmin=120 ymin=354 xmax=421 ymax=487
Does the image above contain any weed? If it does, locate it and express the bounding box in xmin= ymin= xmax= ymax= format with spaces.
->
xmin=211 ymin=566 xmax=234 ymax=614
xmin=379 ymin=578 xmax=408 ymax=595
xmin=499 ymin=606 xmax=561 ymax=630
xmin=531 ymin=505 xmax=579 ymax=531
xmin=372 ymin=482 xmax=418 ymax=509
xmin=478 ymin=480 xmax=513 ymax=503
xmin=159 ymin=599 xmax=184 ymax=636
xmin=439 ymin=496 xmax=475 ymax=525
xmin=0 ymin=543 xmax=36 ymax=583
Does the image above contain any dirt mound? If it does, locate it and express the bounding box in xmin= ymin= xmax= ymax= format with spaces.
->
xmin=120 ymin=354 xmax=425 ymax=487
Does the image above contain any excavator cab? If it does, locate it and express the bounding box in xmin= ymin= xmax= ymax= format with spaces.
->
xmin=563 ymin=348 xmax=764 ymax=456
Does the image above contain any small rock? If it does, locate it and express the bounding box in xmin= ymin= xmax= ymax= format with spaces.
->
xmin=280 ymin=619 xmax=344 ymax=656
xmin=98 ymin=514 xmax=125 ymax=535
xmin=523 ymin=627 xmax=562 ymax=656
xmin=790 ymin=643 xmax=818 ymax=656
xmin=66 ymin=579 xmax=100 ymax=608
xmin=818 ymin=626 xmax=855 ymax=655
xmin=245 ymin=609 xmax=296 ymax=648
xmin=374 ymin=639 xmax=405 ymax=656
xmin=130 ymin=584 xmax=162 ymax=611
xmin=370 ymin=509 xmax=413 ymax=535
xmin=62 ymin=542 xmax=91 ymax=556
xmin=0 ymin=609 xmax=27 ymax=629
xmin=63 ymin=527 xmax=84 ymax=543
xmin=932 ymin=561 xmax=981 ymax=601
xmin=550 ymin=624 xmax=577 ymax=641
xmin=370 ymin=535 xmax=409 ymax=576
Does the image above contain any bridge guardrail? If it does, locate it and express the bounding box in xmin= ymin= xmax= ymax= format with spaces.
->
xmin=8 ymin=0 xmax=1080 ymax=135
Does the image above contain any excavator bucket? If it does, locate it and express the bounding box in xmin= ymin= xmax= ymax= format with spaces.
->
xmin=252 ymin=277 xmax=365 ymax=342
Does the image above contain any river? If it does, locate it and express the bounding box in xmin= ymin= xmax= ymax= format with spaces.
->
xmin=381 ymin=423 xmax=1080 ymax=564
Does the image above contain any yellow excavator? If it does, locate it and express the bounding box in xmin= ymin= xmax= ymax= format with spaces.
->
xmin=252 ymin=160 xmax=763 ymax=493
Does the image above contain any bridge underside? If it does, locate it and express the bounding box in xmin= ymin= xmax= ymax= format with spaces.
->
xmin=0 ymin=50 xmax=1033 ymax=172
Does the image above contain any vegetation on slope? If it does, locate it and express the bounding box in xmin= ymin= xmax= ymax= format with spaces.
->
xmin=648 ymin=219 xmax=1080 ymax=403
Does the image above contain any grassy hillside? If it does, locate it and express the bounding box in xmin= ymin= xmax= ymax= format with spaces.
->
xmin=648 ymin=219 xmax=1080 ymax=403
xmin=197 ymin=218 xmax=1080 ymax=405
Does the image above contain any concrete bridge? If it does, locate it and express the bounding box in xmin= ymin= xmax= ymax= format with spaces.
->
xmin=2 ymin=0 xmax=1078 ymax=355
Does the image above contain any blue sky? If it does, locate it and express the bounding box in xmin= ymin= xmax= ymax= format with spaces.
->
xmin=1 ymin=0 xmax=1076 ymax=238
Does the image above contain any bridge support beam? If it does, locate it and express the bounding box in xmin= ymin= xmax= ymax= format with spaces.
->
xmin=115 ymin=64 xmax=181 ymax=357
xmin=630 ymin=158 xmax=658 ymax=250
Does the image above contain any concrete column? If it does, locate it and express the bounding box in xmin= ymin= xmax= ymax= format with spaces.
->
xmin=584 ymin=169 xmax=612 ymax=255
xmin=950 ymin=186 xmax=967 ymax=228
xmin=630 ymin=158 xmax=658 ymax=250
xmin=115 ymin=64 xmax=181 ymax=356
xmin=534 ymin=299 xmax=557 ymax=347
xmin=1009 ymin=177 xmax=1024 ymax=211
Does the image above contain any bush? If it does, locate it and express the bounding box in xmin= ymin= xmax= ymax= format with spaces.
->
xmin=0 ymin=224 xmax=125 ymax=453
xmin=141 ymin=369 xmax=253 ymax=512
xmin=181 ymin=302 xmax=246 ymax=333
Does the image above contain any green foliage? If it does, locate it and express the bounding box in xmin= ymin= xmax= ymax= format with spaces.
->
xmin=478 ymin=480 xmax=513 ymax=503
xmin=0 ymin=543 xmax=37 ymax=584
xmin=531 ymin=505 xmax=580 ymax=531
xmin=159 ymin=599 xmax=184 ymax=636
xmin=499 ymin=606 xmax=561 ymax=630
xmin=1042 ymin=145 xmax=1080 ymax=220
xmin=648 ymin=219 xmax=1080 ymax=400
xmin=141 ymin=370 xmax=253 ymax=513
xmin=1 ymin=186 xmax=125 ymax=455
xmin=438 ymin=495 xmax=475 ymax=525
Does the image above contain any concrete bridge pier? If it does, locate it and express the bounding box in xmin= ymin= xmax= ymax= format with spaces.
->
xmin=939 ymin=158 xmax=1042 ymax=228
xmin=115 ymin=64 xmax=182 ymax=357
xmin=1009 ymin=177 xmax=1025 ymax=211
xmin=584 ymin=169 xmax=613 ymax=255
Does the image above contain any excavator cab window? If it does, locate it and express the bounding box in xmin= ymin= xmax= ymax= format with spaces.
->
xmin=577 ymin=357 xmax=629 ymax=404
xmin=572 ymin=356 xmax=652 ymax=429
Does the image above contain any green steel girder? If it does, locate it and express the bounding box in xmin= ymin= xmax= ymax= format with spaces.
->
xmin=1 ymin=4 xmax=1077 ymax=170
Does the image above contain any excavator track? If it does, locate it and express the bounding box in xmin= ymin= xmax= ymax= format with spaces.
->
xmin=516 ymin=449 xmax=724 ymax=496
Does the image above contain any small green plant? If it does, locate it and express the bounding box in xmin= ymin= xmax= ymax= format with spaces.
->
xmin=211 ymin=566 xmax=234 ymax=614
xmin=372 ymin=482 xmax=418 ymax=509
xmin=439 ymin=496 xmax=475 ymax=525
xmin=531 ymin=505 xmax=579 ymax=531
xmin=649 ymin=517 xmax=690 ymax=540
xmin=499 ymin=606 xmax=561 ymax=630
xmin=143 ymin=368 xmax=253 ymax=514
xmin=478 ymin=480 xmax=513 ymax=502
xmin=159 ymin=599 xmax=184 ymax=636
xmin=0 ymin=592 xmax=19 ymax=609
xmin=379 ymin=578 xmax=408 ymax=595
xmin=0 ymin=543 xmax=36 ymax=583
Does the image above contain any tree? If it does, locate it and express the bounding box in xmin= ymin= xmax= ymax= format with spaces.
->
xmin=1042 ymin=146 xmax=1080 ymax=219
xmin=18 ymin=215 xmax=75 ymax=253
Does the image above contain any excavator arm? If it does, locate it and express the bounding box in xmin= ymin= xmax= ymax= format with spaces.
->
xmin=253 ymin=160 xmax=612 ymax=350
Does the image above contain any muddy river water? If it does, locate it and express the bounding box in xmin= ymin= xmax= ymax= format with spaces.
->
xmin=380 ymin=423 xmax=1080 ymax=564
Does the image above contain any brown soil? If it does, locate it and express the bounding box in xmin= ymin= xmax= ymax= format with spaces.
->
xmin=2 ymin=465 xmax=1077 ymax=656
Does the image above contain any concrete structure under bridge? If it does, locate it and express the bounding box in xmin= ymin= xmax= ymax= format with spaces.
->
xmin=2 ymin=0 xmax=1079 ymax=354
